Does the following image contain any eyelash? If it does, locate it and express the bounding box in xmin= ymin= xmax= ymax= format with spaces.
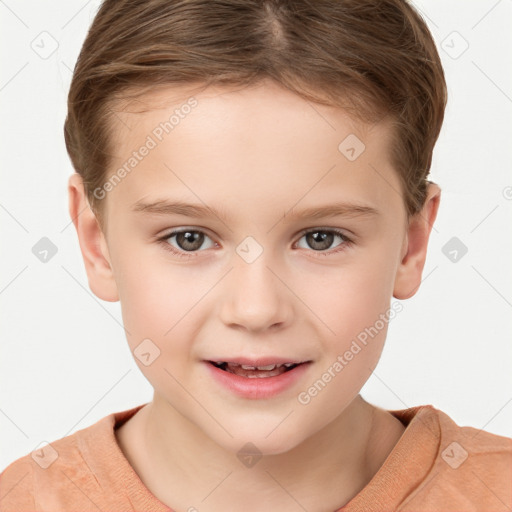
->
xmin=156 ymin=227 xmax=353 ymax=259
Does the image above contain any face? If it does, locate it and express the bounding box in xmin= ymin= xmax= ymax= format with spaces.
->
xmin=83 ymin=79 xmax=414 ymax=454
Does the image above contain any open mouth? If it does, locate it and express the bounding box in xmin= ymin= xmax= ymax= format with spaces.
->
xmin=208 ymin=361 xmax=305 ymax=378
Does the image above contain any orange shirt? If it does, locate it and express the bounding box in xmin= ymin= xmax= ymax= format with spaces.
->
xmin=1 ymin=403 xmax=511 ymax=511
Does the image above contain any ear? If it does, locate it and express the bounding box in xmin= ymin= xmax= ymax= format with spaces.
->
xmin=393 ymin=183 xmax=441 ymax=299
xmin=68 ymin=173 xmax=119 ymax=302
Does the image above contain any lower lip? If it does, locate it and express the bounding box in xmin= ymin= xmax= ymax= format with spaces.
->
xmin=204 ymin=361 xmax=312 ymax=399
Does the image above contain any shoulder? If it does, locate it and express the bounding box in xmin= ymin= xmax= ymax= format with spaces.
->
xmin=0 ymin=423 xmax=102 ymax=511
xmin=0 ymin=410 xmax=121 ymax=511
xmin=434 ymin=405 xmax=512 ymax=469
xmin=0 ymin=404 xmax=149 ymax=511
xmin=403 ymin=405 xmax=512 ymax=510
xmin=0 ymin=452 xmax=35 ymax=511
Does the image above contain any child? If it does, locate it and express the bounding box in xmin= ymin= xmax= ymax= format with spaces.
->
xmin=1 ymin=0 xmax=510 ymax=510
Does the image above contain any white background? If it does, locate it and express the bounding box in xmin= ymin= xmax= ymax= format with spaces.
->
xmin=1 ymin=0 xmax=511 ymax=472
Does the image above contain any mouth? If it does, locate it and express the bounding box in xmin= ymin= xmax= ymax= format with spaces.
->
xmin=207 ymin=360 xmax=308 ymax=378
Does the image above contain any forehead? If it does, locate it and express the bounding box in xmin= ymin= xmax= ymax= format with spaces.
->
xmin=111 ymin=80 xmax=379 ymax=142
xmin=103 ymin=80 xmax=402 ymax=223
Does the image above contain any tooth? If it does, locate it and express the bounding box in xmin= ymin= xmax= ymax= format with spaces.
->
xmin=256 ymin=364 xmax=276 ymax=371
xmin=215 ymin=361 xmax=225 ymax=365
xmin=241 ymin=364 xmax=256 ymax=370
xmin=284 ymin=363 xmax=294 ymax=367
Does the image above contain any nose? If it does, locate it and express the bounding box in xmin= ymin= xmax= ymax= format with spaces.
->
xmin=218 ymin=249 xmax=293 ymax=333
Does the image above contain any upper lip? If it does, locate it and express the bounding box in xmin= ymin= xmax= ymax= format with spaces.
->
xmin=206 ymin=357 xmax=311 ymax=366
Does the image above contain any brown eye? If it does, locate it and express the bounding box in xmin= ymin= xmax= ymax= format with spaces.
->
xmin=296 ymin=229 xmax=350 ymax=253
xmin=173 ymin=231 xmax=205 ymax=251
xmin=305 ymin=231 xmax=334 ymax=251
xmin=159 ymin=229 xmax=216 ymax=257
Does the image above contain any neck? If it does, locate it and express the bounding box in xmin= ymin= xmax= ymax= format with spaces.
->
xmin=116 ymin=393 xmax=405 ymax=512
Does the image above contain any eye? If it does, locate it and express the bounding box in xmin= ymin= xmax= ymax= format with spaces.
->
xmin=294 ymin=228 xmax=352 ymax=255
xmin=157 ymin=227 xmax=352 ymax=259
xmin=157 ymin=228 xmax=216 ymax=258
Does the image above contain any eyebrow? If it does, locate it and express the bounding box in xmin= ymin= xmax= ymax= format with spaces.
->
xmin=131 ymin=198 xmax=379 ymax=223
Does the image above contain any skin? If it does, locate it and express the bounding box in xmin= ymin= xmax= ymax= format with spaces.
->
xmin=68 ymin=78 xmax=440 ymax=511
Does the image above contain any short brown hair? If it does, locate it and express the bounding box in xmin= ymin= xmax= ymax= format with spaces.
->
xmin=64 ymin=0 xmax=447 ymax=225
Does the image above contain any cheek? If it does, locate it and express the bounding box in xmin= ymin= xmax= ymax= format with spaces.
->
xmin=114 ymin=265 xmax=201 ymax=395
xmin=298 ymin=268 xmax=393 ymax=413
xmin=112 ymin=245 xmax=202 ymax=353
xmin=310 ymin=253 xmax=397 ymax=339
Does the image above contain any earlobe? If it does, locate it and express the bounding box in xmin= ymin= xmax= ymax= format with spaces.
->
xmin=393 ymin=183 xmax=441 ymax=300
xmin=67 ymin=173 xmax=119 ymax=302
